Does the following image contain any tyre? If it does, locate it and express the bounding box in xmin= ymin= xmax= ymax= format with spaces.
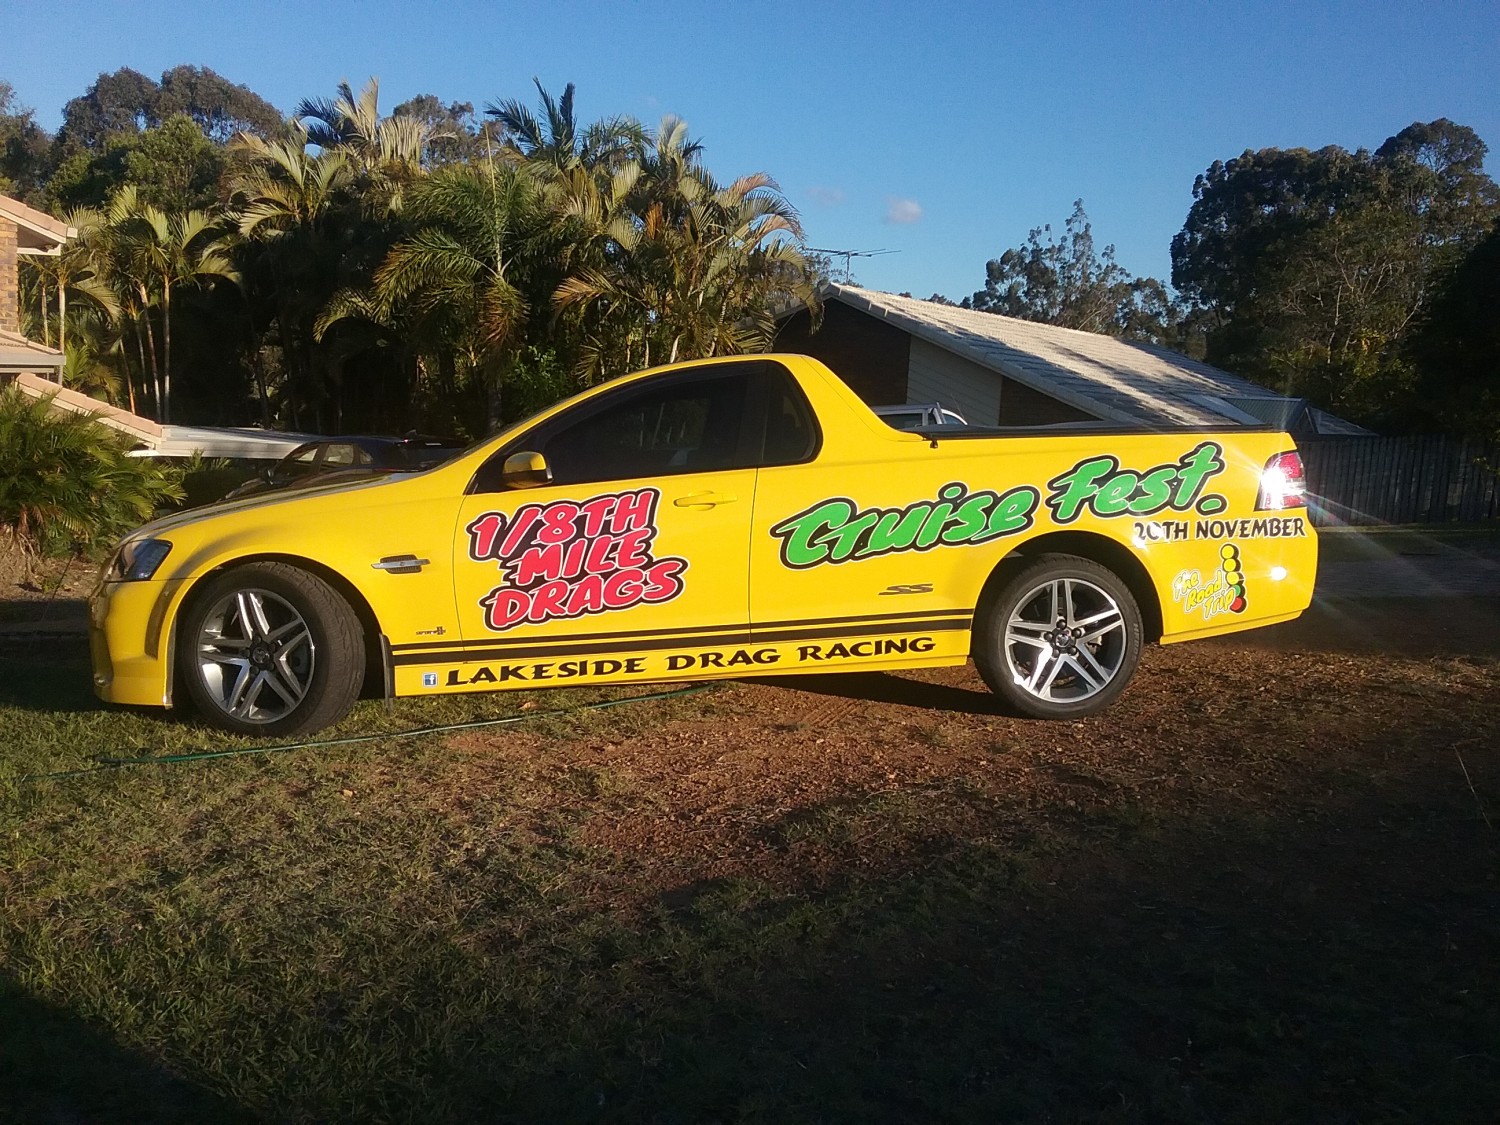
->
xmin=177 ymin=562 xmax=366 ymax=736
xmin=973 ymin=553 xmax=1143 ymax=719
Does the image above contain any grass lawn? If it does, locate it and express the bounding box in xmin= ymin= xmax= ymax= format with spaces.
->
xmin=2 ymin=622 xmax=1498 ymax=1123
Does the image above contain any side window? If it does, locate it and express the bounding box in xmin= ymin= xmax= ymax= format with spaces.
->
xmin=275 ymin=445 xmax=322 ymax=482
xmin=539 ymin=371 xmax=751 ymax=487
xmin=470 ymin=362 xmax=819 ymax=493
xmin=322 ymin=444 xmax=358 ymax=467
xmin=761 ymin=369 xmax=819 ymax=465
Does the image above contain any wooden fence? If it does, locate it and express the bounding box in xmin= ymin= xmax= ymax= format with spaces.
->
xmin=1299 ymin=434 xmax=1500 ymax=526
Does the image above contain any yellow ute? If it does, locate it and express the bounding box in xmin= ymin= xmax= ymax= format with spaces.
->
xmin=89 ymin=354 xmax=1318 ymax=735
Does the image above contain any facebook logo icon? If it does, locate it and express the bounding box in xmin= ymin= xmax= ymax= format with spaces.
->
xmin=422 ymin=673 xmax=438 ymax=688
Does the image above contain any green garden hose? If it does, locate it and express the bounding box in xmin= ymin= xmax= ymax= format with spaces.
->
xmin=21 ymin=683 xmax=717 ymax=783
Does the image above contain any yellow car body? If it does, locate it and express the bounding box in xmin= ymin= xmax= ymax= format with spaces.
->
xmin=90 ymin=354 xmax=1317 ymax=733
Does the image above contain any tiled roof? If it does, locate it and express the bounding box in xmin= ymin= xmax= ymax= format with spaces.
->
xmin=2 ymin=369 xmax=162 ymax=442
xmin=0 ymin=193 xmax=74 ymax=248
xmin=0 ymin=328 xmax=65 ymax=370
xmin=825 ymin=284 xmax=1370 ymax=435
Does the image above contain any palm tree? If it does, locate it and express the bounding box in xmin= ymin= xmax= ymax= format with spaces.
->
xmin=106 ymin=186 xmax=238 ymax=422
xmin=554 ymin=118 xmax=815 ymax=377
xmin=297 ymin=78 xmax=447 ymax=210
xmin=228 ymin=128 xmax=360 ymax=426
xmin=20 ymin=209 xmax=119 ymax=366
xmin=485 ymin=79 xmax=644 ymax=175
xmin=350 ymin=160 xmax=554 ymax=428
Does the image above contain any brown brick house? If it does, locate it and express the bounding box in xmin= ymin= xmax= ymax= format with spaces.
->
xmin=0 ymin=192 xmax=75 ymax=380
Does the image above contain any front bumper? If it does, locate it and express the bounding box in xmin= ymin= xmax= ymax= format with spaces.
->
xmin=89 ymin=577 xmax=188 ymax=707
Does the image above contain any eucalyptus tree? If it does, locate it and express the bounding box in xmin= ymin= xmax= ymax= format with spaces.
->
xmin=1170 ymin=120 xmax=1499 ymax=426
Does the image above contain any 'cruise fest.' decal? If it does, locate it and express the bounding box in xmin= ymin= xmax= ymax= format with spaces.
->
xmin=770 ymin=443 xmax=1231 ymax=569
xmin=466 ymin=488 xmax=687 ymax=631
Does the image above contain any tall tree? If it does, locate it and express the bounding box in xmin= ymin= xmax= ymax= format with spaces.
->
xmin=1406 ymin=223 xmax=1500 ymax=441
xmin=964 ymin=200 xmax=1179 ymax=344
xmin=295 ymin=78 xmax=442 ymax=211
xmin=486 ymin=79 xmax=644 ymax=174
xmin=355 ymin=160 xmax=554 ymax=427
xmin=154 ymin=65 xmax=282 ymax=143
xmin=1171 ymin=121 xmax=1500 ymax=428
xmin=228 ymin=128 xmax=361 ymax=427
xmin=392 ymin=94 xmax=491 ymax=167
xmin=0 ymin=81 xmax=52 ymax=204
xmin=105 ymin=186 xmax=238 ymax=421
xmin=55 ymin=68 xmax=159 ymax=155
xmin=554 ymin=117 xmax=813 ymax=377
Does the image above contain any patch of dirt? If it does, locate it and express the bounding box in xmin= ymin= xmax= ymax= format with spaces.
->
xmin=441 ymin=636 xmax=1500 ymax=919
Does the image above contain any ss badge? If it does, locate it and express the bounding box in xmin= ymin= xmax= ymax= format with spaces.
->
xmin=879 ymin=583 xmax=934 ymax=596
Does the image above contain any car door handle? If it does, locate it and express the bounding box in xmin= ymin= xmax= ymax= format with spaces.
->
xmin=673 ymin=491 xmax=738 ymax=508
xmin=371 ymin=555 xmax=430 ymax=574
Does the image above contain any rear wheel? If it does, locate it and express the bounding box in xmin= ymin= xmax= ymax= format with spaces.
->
xmin=177 ymin=562 xmax=365 ymax=736
xmin=974 ymin=554 xmax=1143 ymax=719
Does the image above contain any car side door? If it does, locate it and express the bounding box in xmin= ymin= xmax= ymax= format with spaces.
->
xmin=430 ymin=365 xmax=774 ymax=693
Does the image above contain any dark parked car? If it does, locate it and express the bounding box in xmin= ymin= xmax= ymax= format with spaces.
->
xmin=222 ymin=434 xmax=465 ymax=501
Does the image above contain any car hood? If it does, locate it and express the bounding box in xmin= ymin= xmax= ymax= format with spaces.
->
xmin=126 ymin=471 xmax=423 ymax=542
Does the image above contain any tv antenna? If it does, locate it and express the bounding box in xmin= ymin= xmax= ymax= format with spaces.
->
xmin=805 ymin=247 xmax=898 ymax=283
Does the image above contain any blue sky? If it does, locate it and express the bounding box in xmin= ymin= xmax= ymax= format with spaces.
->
xmin=7 ymin=1 xmax=1497 ymax=300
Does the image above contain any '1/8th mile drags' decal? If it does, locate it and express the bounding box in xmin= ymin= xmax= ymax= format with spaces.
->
xmin=466 ymin=488 xmax=687 ymax=631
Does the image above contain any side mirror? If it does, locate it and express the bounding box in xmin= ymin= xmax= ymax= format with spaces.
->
xmin=501 ymin=450 xmax=553 ymax=490
xmin=261 ymin=466 xmax=276 ymax=483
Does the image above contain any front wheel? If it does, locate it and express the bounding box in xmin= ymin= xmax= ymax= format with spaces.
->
xmin=177 ymin=562 xmax=366 ymax=736
xmin=974 ymin=554 xmax=1143 ymax=719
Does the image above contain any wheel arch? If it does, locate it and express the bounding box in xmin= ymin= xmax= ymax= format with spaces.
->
xmin=974 ymin=531 xmax=1164 ymax=647
xmin=168 ymin=553 xmax=389 ymax=706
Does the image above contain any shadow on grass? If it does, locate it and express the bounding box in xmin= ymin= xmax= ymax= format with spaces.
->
xmin=9 ymin=733 xmax=1495 ymax=1123
xmin=6 ymin=634 xmax=1500 ymax=1121
xmin=0 ymin=976 xmax=254 ymax=1124
xmin=0 ymin=642 xmax=111 ymax=714
xmin=742 ymin=669 xmax=1003 ymax=714
xmin=1210 ymin=595 xmax=1500 ymax=659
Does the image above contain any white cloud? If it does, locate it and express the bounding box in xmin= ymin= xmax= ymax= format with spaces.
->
xmin=807 ymin=185 xmax=846 ymax=207
xmin=885 ymin=197 xmax=923 ymax=224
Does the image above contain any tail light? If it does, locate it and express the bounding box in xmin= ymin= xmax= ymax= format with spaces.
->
xmin=1256 ymin=450 xmax=1306 ymax=511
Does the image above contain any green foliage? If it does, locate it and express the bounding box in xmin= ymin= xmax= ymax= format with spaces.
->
xmin=0 ymin=387 xmax=183 ymax=568
xmin=51 ymin=114 xmax=225 ymax=212
xmin=9 ymin=71 xmax=818 ymax=437
xmin=1171 ymin=120 xmax=1500 ymax=430
xmin=122 ymin=114 xmax=225 ymax=211
xmin=503 ymin=346 xmax=580 ymax=424
xmin=1407 ymin=223 xmax=1500 ymax=442
xmin=56 ymin=65 xmax=279 ymax=156
xmin=0 ymin=81 xmax=51 ymax=204
xmin=176 ymin=452 xmax=254 ymax=508
xmin=963 ymin=199 xmax=1181 ymax=344
xmin=392 ymin=93 xmax=492 ymax=167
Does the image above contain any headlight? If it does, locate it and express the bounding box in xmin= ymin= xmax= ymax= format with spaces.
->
xmin=110 ymin=538 xmax=173 ymax=581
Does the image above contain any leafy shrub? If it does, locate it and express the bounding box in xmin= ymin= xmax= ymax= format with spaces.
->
xmin=502 ymin=347 xmax=580 ymax=426
xmin=0 ymin=386 xmax=184 ymax=575
xmin=176 ymin=453 xmax=256 ymax=508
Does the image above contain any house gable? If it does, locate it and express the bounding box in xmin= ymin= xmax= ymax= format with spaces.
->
xmin=779 ymin=284 xmax=1369 ymax=436
xmin=774 ymin=300 xmax=910 ymax=406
